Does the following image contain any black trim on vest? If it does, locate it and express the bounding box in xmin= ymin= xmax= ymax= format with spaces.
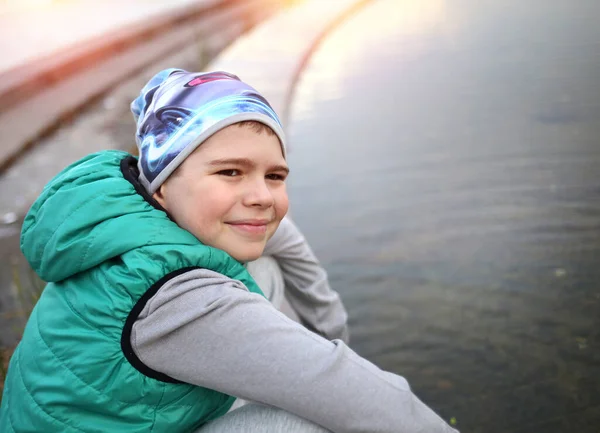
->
xmin=120 ymin=155 xmax=193 ymax=383
xmin=121 ymin=267 xmax=202 ymax=383
xmin=120 ymin=155 xmax=175 ymax=220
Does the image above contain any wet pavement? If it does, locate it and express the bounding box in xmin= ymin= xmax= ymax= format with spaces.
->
xmin=285 ymin=0 xmax=600 ymax=431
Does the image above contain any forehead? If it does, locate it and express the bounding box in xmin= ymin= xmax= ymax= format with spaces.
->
xmin=190 ymin=124 xmax=285 ymax=161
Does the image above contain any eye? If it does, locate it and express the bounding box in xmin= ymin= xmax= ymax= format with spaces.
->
xmin=266 ymin=173 xmax=287 ymax=181
xmin=217 ymin=169 xmax=240 ymax=177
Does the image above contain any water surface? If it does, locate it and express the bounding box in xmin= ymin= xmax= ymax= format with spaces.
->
xmin=286 ymin=1 xmax=600 ymax=431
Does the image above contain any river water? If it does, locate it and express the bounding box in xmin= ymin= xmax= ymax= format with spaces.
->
xmin=285 ymin=0 xmax=600 ymax=432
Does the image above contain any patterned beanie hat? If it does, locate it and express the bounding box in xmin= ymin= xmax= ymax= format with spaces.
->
xmin=131 ymin=68 xmax=286 ymax=194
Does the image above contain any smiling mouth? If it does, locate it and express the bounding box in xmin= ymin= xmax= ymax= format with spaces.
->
xmin=226 ymin=220 xmax=270 ymax=236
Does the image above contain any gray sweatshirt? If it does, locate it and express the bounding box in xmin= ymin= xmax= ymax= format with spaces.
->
xmin=131 ymin=218 xmax=458 ymax=433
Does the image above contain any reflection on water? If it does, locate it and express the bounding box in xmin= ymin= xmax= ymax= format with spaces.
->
xmin=287 ymin=0 xmax=600 ymax=431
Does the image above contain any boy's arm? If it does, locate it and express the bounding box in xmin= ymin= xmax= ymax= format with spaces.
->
xmin=263 ymin=217 xmax=349 ymax=342
xmin=131 ymin=269 xmax=458 ymax=433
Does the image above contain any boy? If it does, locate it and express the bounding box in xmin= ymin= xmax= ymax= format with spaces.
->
xmin=0 ymin=69 xmax=457 ymax=432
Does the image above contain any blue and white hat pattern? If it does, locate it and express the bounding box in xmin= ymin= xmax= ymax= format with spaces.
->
xmin=131 ymin=69 xmax=286 ymax=193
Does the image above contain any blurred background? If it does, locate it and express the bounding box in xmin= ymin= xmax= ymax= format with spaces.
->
xmin=1 ymin=0 xmax=599 ymax=432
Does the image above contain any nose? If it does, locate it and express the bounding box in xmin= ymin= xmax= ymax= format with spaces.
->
xmin=242 ymin=177 xmax=275 ymax=208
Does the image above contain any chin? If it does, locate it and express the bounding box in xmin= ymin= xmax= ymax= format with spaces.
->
xmin=229 ymin=248 xmax=264 ymax=263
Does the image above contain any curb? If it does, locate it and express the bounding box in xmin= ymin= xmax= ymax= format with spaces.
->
xmin=0 ymin=0 xmax=239 ymax=113
xmin=280 ymin=0 xmax=374 ymax=127
xmin=209 ymin=0 xmax=374 ymax=130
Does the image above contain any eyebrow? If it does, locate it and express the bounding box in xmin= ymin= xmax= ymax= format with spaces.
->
xmin=208 ymin=158 xmax=289 ymax=174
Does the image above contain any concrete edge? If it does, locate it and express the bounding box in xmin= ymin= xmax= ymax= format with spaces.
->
xmin=0 ymin=0 xmax=241 ymax=112
xmin=208 ymin=0 xmax=374 ymax=133
xmin=279 ymin=0 xmax=374 ymax=126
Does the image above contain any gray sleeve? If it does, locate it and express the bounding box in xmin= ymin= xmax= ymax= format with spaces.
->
xmin=264 ymin=217 xmax=350 ymax=342
xmin=131 ymin=269 xmax=458 ymax=433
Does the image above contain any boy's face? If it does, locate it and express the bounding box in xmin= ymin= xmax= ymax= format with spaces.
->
xmin=153 ymin=124 xmax=289 ymax=262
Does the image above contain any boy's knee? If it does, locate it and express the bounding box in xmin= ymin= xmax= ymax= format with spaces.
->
xmin=197 ymin=404 xmax=331 ymax=433
xmin=245 ymin=256 xmax=285 ymax=307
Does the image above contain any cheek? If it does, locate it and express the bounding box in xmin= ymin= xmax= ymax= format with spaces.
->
xmin=274 ymin=187 xmax=290 ymax=218
xmin=187 ymin=184 xmax=237 ymax=227
xmin=165 ymin=183 xmax=214 ymax=232
xmin=166 ymin=193 xmax=199 ymax=233
xmin=173 ymin=197 xmax=225 ymax=244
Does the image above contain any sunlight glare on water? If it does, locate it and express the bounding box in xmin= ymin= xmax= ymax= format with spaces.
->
xmin=292 ymin=0 xmax=448 ymax=117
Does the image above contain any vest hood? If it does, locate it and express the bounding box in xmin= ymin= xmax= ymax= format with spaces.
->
xmin=20 ymin=150 xmax=198 ymax=282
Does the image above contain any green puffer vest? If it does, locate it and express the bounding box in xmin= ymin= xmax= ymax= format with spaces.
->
xmin=0 ymin=151 xmax=265 ymax=432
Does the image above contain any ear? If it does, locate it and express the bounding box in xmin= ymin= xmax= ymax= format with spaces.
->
xmin=152 ymin=184 xmax=168 ymax=210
